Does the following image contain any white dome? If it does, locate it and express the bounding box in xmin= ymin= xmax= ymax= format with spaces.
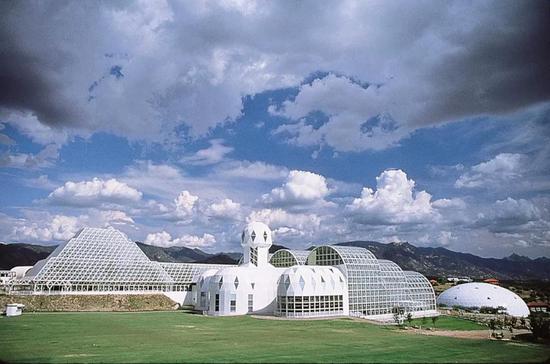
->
xmin=437 ymin=282 xmax=529 ymax=317
xmin=241 ymin=221 xmax=272 ymax=248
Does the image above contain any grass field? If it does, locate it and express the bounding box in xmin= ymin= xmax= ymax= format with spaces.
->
xmin=403 ymin=315 xmax=487 ymax=330
xmin=1 ymin=312 xmax=549 ymax=363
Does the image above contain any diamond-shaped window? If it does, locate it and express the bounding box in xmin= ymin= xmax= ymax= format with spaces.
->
xmin=234 ymin=277 xmax=239 ymax=289
xmin=299 ymin=276 xmax=305 ymax=290
xmin=251 ymin=282 xmax=255 ymax=289
xmin=284 ymin=276 xmax=290 ymax=290
xmin=263 ymin=231 xmax=268 ymax=241
xmin=219 ymin=277 xmax=223 ymax=289
xmin=241 ymin=231 xmax=245 ymax=241
xmin=251 ymin=231 xmax=256 ymax=241
xmin=320 ymin=276 xmax=325 ymax=283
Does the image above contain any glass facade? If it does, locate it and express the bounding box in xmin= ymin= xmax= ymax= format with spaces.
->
xmin=307 ymin=246 xmax=436 ymax=318
xmin=269 ymin=249 xmax=310 ymax=267
xmin=20 ymin=227 xmax=232 ymax=294
xmin=277 ymin=295 xmax=344 ymax=317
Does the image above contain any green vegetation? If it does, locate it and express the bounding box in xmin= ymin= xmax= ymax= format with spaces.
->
xmin=0 ymin=294 xmax=178 ymax=312
xmin=406 ymin=315 xmax=487 ymax=331
xmin=1 ymin=312 xmax=549 ymax=363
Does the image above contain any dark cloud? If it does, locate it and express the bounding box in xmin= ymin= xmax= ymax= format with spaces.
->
xmin=0 ymin=0 xmax=548 ymax=145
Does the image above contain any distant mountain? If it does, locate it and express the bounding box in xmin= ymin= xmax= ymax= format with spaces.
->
xmin=197 ymin=254 xmax=238 ymax=265
xmin=2 ymin=240 xmax=549 ymax=280
xmin=269 ymin=243 xmax=288 ymax=253
xmin=336 ymin=241 xmax=550 ymax=280
xmin=0 ymin=243 xmax=55 ymax=269
xmin=135 ymin=242 xmax=210 ymax=263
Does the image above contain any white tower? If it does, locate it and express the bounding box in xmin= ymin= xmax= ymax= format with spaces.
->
xmin=241 ymin=221 xmax=272 ymax=268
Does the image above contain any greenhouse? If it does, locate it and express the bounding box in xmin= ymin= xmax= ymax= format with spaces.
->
xmin=5 ymin=222 xmax=437 ymax=321
xmin=269 ymin=249 xmax=310 ymax=267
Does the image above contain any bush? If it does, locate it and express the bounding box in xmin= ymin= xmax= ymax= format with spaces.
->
xmin=529 ymin=313 xmax=550 ymax=340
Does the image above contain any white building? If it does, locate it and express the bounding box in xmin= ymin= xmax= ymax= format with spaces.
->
xmin=437 ymin=282 xmax=530 ymax=317
xmin=4 ymin=222 xmax=437 ymax=321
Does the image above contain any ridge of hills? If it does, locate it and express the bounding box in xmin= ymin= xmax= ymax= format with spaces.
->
xmin=1 ymin=240 xmax=548 ymax=280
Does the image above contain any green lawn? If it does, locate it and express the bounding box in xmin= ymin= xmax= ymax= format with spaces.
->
xmin=0 ymin=312 xmax=548 ymax=363
xmin=403 ymin=315 xmax=487 ymax=330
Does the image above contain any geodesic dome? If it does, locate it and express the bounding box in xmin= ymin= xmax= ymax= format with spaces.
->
xmin=437 ymin=282 xmax=529 ymax=317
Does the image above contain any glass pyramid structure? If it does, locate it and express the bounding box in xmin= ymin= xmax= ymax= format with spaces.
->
xmin=25 ymin=227 xmax=175 ymax=293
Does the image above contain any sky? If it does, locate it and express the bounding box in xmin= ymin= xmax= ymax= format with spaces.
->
xmin=1 ymin=0 xmax=549 ymax=258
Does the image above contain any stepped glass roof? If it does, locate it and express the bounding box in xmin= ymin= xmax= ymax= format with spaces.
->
xmin=27 ymin=227 xmax=173 ymax=285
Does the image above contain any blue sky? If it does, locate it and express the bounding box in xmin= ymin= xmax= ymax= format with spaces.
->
xmin=1 ymin=1 xmax=549 ymax=258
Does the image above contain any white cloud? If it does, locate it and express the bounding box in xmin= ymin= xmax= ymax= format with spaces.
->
xmin=8 ymin=209 xmax=137 ymax=244
xmin=248 ymin=208 xmax=321 ymax=232
xmin=174 ymin=190 xmax=199 ymax=219
xmin=181 ymin=139 xmax=233 ymax=165
xmin=346 ymin=169 xmax=435 ymax=225
xmin=214 ymin=160 xmax=288 ymax=180
xmin=437 ymin=231 xmax=457 ymax=246
xmin=12 ymin=214 xmax=82 ymax=242
xmin=0 ymin=144 xmax=59 ymax=169
xmin=490 ymin=197 xmax=540 ymax=227
xmin=272 ymin=75 xmax=409 ymax=151
xmin=456 ymin=153 xmax=524 ymax=188
xmin=144 ymin=230 xmax=216 ymax=248
xmin=262 ymin=170 xmax=329 ymax=206
xmin=204 ymin=198 xmax=241 ymax=219
xmin=48 ymin=178 xmax=142 ymax=206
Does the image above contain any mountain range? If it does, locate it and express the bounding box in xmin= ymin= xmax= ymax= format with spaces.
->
xmin=1 ymin=240 xmax=549 ymax=280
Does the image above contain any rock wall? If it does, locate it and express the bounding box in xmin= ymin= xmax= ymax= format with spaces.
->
xmin=0 ymin=294 xmax=179 ymax=312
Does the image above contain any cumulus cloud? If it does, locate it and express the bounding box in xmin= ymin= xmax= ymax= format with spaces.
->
xmin=248 ymin=208 xmax=321 ymax=233
xmin=48 ymin=178 xmax=142 ymax=206
xmin=456 ymin=153 xmax=525 ymax=188
xmin=8 ymin=208 xmax=135 ymax=243
xmin=346 ymin=169 xmax=435 ymax=225
xmin=12 ymin=214 xmax=81 ymax=242
xmin=1 ymin=1 xmax=548 ymax=149
xmin=174 ymin=190 xmax=199 ymax=219
xmin=477 ymin=197 xmax=541 ymax=233
xmin=262 ymin=170 xmax=329 ymax=206
xmin=181 ymin=139 xmax=233 ymax=165
xmin=144 ymin=231 xmax=216 ymax=248
xmin=272 ymin=75 xmax=409 ymax=151
xmin=204 ymin=198 xmax=241 ymax=220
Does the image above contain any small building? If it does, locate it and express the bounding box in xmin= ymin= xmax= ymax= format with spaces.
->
xmin=483 ymin=278 xmax=499 ymax=285
xmin=5 ymin=303 xmax=25 ymax=317
xmin=528 ymin=302 xmax=549 ymax=313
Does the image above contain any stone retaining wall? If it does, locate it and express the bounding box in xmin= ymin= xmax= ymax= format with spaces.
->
xmin=0 ymin=294 xmax=179 ymax=312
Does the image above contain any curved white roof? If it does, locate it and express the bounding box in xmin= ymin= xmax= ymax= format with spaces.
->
xmin=437 ymin=282 xmax=529 ymax=317
xmin=277 ymin=265 xmax=347 ymax=297
xmin=241 ymin=221 xmax=272 ymax=248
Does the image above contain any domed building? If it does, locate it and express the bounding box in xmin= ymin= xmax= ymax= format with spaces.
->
xmin=195 ymin=221 xmax=437 ymax=321
xmin=437 ymin=282 xmax=529 ymax=317
xmin=4 ymin=222 xmax=437 ymax=322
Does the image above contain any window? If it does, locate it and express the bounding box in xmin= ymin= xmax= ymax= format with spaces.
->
xmin=248 ymin=294 xmax=253 ymax=313
xmin=230 ymin=294 xmax=236 ymax=312
xmin=215 ymin=294 xmax=220 ymax=312
xmin=250 ymin=247 xmax=258 ymax=266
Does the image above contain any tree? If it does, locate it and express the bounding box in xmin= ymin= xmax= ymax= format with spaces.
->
xmin=489 ymin=319 xmax=497 ymax=338
xmin=529 ymin=313 xmax=550 ymax=340
xmin=421 ymin=316 xmax=427 ymax=329
xmin=431 ymin=315 xmax=438 ymax=328
xmin=406 ymin=312 xmax=413 ymax=326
